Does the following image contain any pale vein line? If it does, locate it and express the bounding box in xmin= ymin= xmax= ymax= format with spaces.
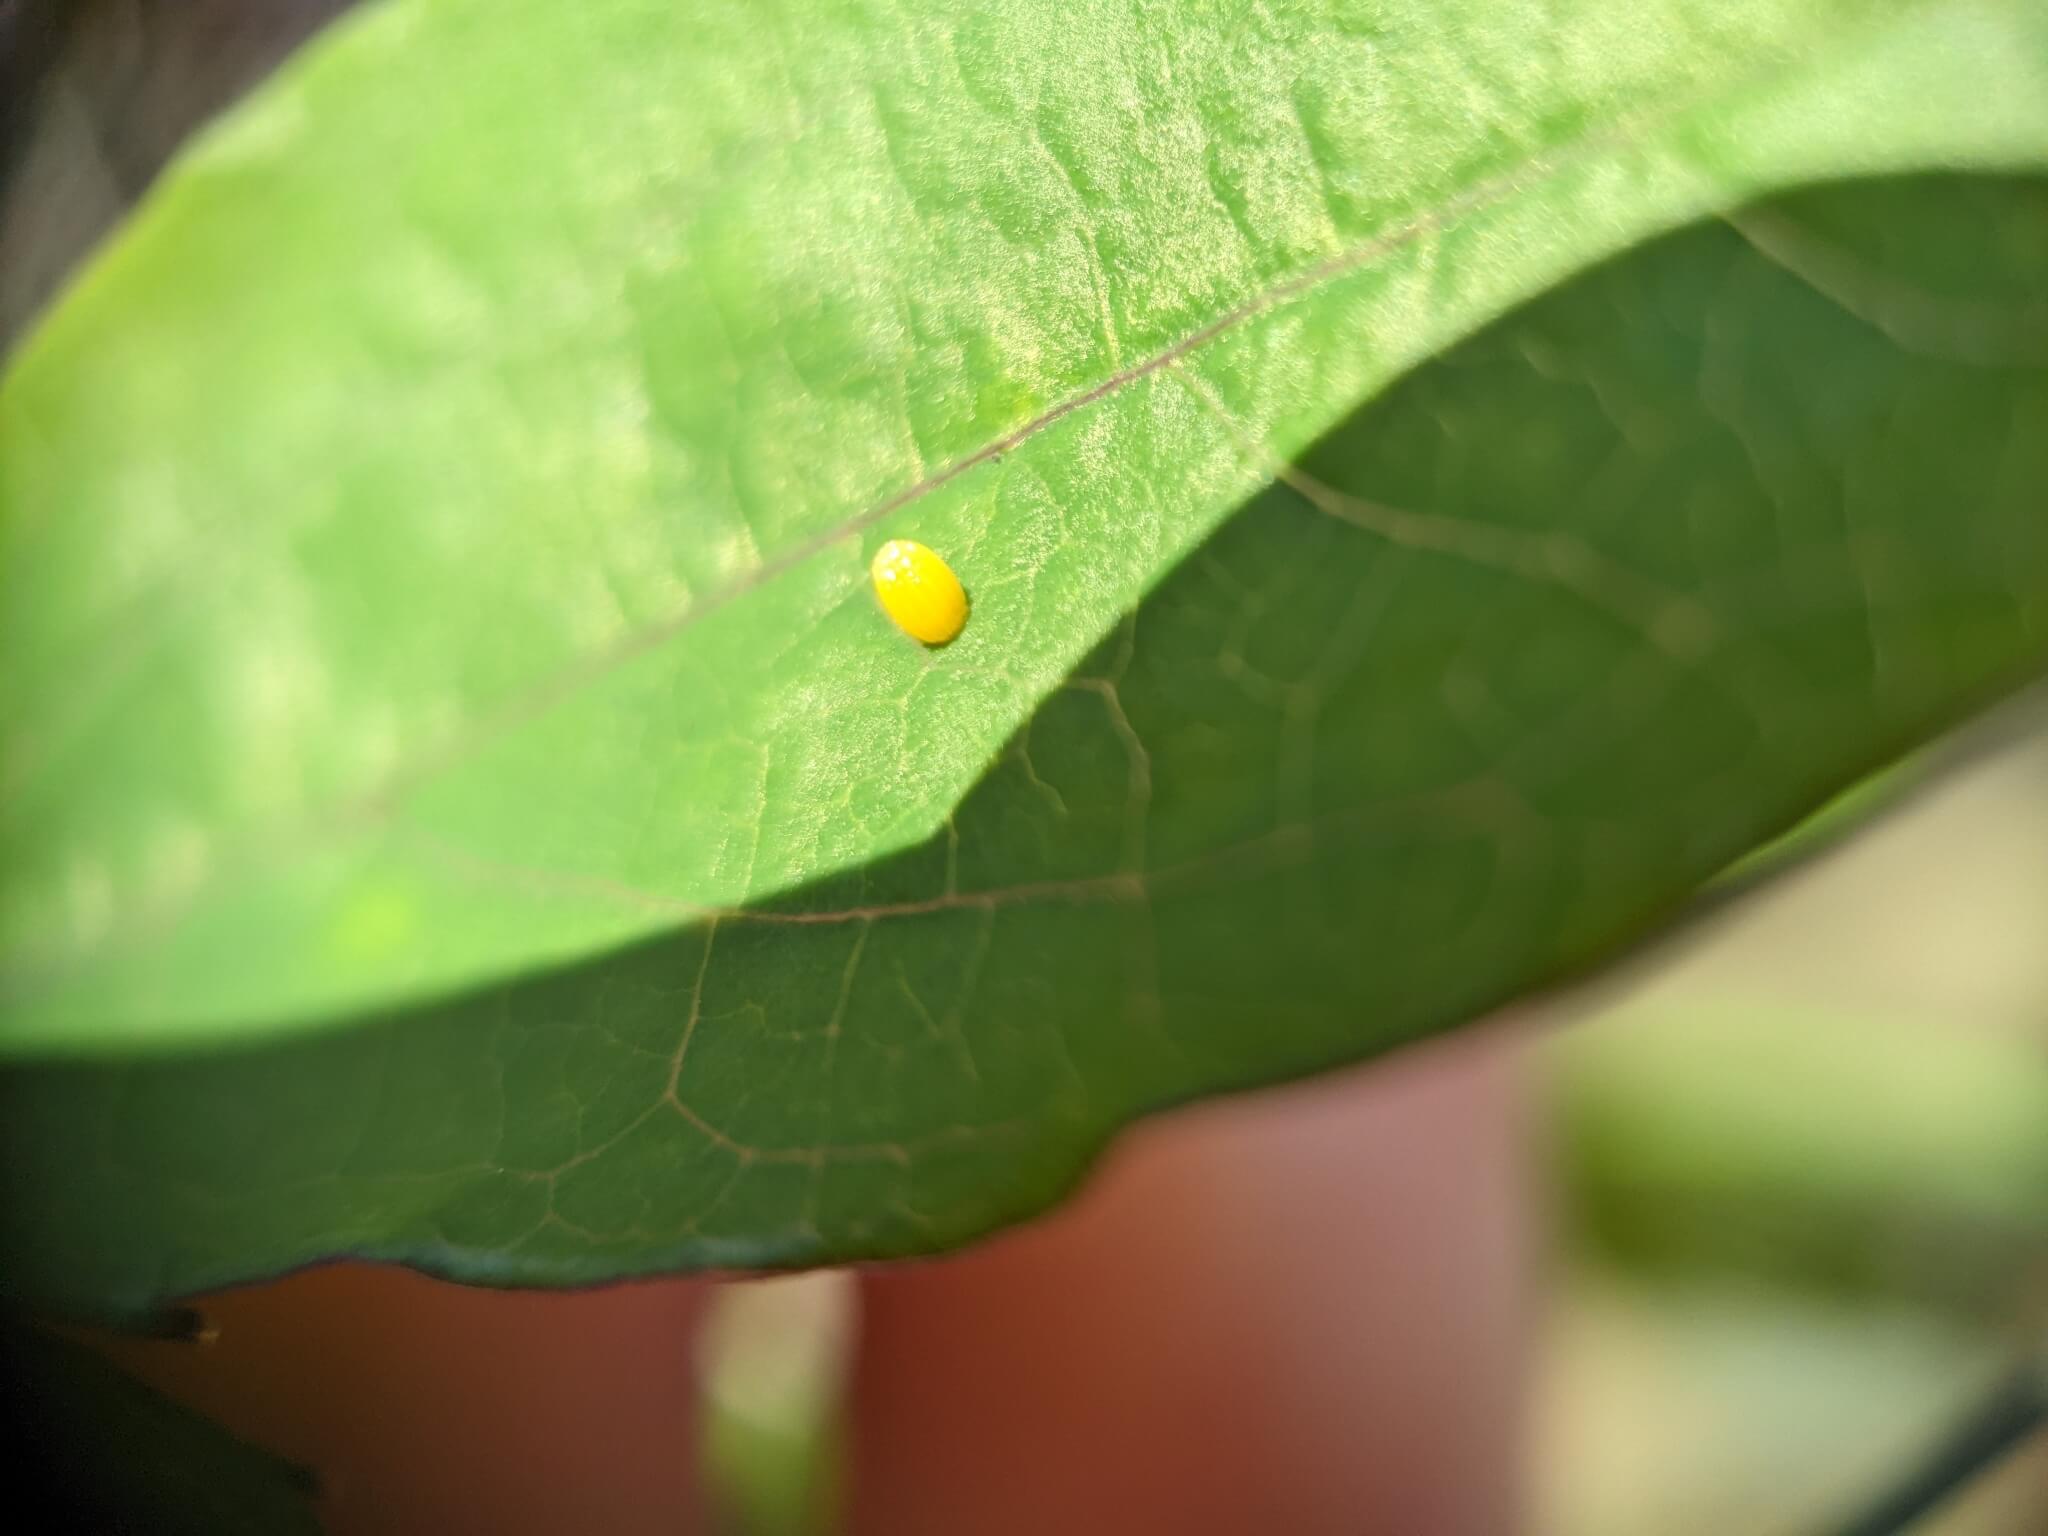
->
xmin=802 ymin=920 xmax=872 ymax=1223
xmin=1728 ymin=206 xmax=2048 ymax=370
xmin=662 ymin=915 xmax=718 ymax=1102
xmin=1165 ymin=361 xmax=1724 ymax=660
xmin=397 ymin=775 xmax=1519 ymax=936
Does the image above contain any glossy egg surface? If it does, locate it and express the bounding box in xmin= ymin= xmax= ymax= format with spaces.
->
xmin=870 ymin=538 xmax=968 ymax=645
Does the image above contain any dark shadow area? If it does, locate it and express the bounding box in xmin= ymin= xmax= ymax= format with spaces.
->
xmin=1 ymin=0 xmax=363 ymax=352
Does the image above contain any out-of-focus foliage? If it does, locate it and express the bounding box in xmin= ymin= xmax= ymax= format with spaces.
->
xmin=1539 ymin=710 xmax=2048 ymax=1536
xmin=1552 ymin=1001 xmax=2048 ymax=1309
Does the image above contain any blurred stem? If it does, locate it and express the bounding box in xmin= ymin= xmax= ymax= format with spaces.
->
xmin=1817 ymin=1345 xmax=2047 ymax=1536
xmin=697 ymin=1274 xmax=857 ymax=1536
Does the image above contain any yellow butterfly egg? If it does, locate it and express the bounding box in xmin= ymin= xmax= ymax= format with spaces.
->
xmin=870 ymin=538 xmax=968 ymax=645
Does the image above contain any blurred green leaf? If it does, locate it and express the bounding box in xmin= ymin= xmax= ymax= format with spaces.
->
xmin=4 ymin=1324 xmax=319 ymax=1534
xmin=2 ymin=0 xmax=2047 ymax=1313
xmin=1550 ymin=999 xmax=2048 ymax=1308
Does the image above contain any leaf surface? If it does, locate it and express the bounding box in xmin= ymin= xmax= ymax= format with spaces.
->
xmin=6 ymin=0 xmax=2047 ymax=1050
xmin=8 ymin=160 xmax=2048 ymax=1310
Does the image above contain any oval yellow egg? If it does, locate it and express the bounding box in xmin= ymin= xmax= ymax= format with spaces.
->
xmin=870 ymin=538 xmax=968 ymax=645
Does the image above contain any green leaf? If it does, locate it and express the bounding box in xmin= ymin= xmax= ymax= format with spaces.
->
xmin=2 ymin=0 xmax=2048 ymax=1314
xmin=8 ymin=164 xmax=2048 ymax=1313
xmin=6 ymin=0 xmax=2048 ymax=1051
xmin=4 ymin=1324 xmax=321 ymax=1534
